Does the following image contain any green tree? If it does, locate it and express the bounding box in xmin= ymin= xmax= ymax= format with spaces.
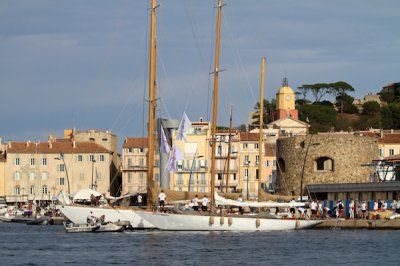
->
xmin=336 ymin=94 xmax=358 ymax=114
xmin=362 ymin=101 xmax=380 ymax=115
xmin=299 ymin=104 xmax=337 ymax=133
xmin=250 ymin=98 xmax=275 ymax=129
xmin=236 ymin=124 xmax=247 ymax=132
xmin=380 ymin=103 xmax=400 ymax=129
xmin=329 ymin=81 xmax=355 ymax=113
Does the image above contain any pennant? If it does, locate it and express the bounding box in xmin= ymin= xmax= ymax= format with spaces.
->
xmin=160 ymin=127 xmax=170 ymax=154
xmin=176 ymin=112 xmax=192 ymax=141
xmin=166 ymin=144 xmax=184 ymax=172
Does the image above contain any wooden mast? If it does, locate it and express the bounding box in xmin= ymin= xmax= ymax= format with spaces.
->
xmin=258 ymin=57 xmax=266 ymax=201
xmin=225 ymin=105 xmax=232 ymax=193
xmin=210 ymin=0 xmax=223 ymax=210
xmin=147 ymin=0 xmax=157 ymax=209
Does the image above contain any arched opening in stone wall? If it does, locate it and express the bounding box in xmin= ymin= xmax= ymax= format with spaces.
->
xmin=278 ymin=158 xmax=286 ymax=172
xmin=314 ymin=157 xmax=334 ymax=171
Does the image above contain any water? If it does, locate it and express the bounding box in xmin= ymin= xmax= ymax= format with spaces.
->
xmin=0 ymin=222 xmax=399 ymax=266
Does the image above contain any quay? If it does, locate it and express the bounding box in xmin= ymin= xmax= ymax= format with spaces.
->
xmin=316 ymin=218 xmax=400 ymax=229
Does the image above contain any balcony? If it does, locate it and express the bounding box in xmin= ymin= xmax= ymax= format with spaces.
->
xmin=176 ymin=166 xmax=208 ymax=173
xmin=124 ymin=165 xmax=148 ymax=171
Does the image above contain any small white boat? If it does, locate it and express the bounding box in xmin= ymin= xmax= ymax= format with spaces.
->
xmin=64 ymin=222 xmax=126 ymax=233
xmin=389 ymin=214 xmax=400 ymax=220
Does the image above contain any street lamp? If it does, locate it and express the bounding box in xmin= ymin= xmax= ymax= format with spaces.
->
xmin=189 ymin=155 xmax=204 ymax=192
xmin=54 ymin=153 xmax=70 ymax=195
xmin=246 ymin=160 xmax=251 ymax=200
xmin=91 ymin=156 xmax=96 ymax=190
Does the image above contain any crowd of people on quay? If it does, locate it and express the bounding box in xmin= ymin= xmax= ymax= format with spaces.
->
xmin=154 ymin=190 xmax=400 ymax=220
xmin=295 ymin=198 xmax=400 ymax=220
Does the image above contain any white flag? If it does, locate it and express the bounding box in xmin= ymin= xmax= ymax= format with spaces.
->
xmin=160 ymin=127 xmax=170 ymax=154
xmin=176 ymin=112 xmax=192 ymax=141
xmin=166 ymin=144 xmax=184 ymax=172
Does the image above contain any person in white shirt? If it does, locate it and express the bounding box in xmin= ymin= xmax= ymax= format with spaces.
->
xmin=289 ymin=198 xmax=296 ymax=218
xmin=361 ymin=201 xmax=367 ymax=219
xmin=349 ymin=199 xmax=355 ymax=219
xmin=192 ymin=195 xmax=199 ymax=211
xmin=137 ymin=194 xmax=143 ymax=207
xmin=310 ymin=200 xmax=318 ymax=220
xmin=158 ymin=190 xmax=166 ymax=212
xmin=201 ymin=195 xmax=209 ymax=212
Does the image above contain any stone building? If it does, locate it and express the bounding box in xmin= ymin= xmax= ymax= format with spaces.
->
xmin=275 ymin=134 xmax=379 ymax=197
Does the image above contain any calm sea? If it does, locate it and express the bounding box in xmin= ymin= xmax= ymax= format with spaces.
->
xmin=0 ymin=222 xmax=398 ymax=266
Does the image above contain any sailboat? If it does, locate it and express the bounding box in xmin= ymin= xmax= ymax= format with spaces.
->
xmin=135 ymin=0 xmax=322 ymax=231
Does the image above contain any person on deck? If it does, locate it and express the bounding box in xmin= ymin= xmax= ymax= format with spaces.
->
xmin=349 ymin=199 xmax=355 ymax=219
xmin=289 ymin=198 xmax=296 ymax=218
xmin=201 ymin=195 xmax=209 ymax=212
xmin=158 ymin=190 xmax=166 ymax=212
xmin=310 ymin=200 xmax=318 ymax=220
xmin=192 ymin=195 xmax=199 ymax=211
xmin=137 ymin=194 xmax=143 ymax=207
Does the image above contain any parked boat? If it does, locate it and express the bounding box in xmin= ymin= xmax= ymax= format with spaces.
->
xmin=26 ymin=215 xmax=51 ymax=225
xmin=64 ymin=221 xmax=126 ymax=233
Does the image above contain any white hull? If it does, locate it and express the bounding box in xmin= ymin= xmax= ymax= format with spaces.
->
xmin=58 ymin=205 xmax=156 ymax=229
xmin=136 ymin=210 xmax=322 ymax=231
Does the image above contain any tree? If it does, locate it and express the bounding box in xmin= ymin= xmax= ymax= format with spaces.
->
xmin=296 ymin=86 xmax=310 ymax=100
xmin=298 ymin=104 xmax=337 ymax=133
xmin=236 ymin=124 xmax=247 ymax=132
xmin=362 ymin=101 xmax=380 ymax=115
xmin=380 ymin=103 xmax=400 ymax=129
xmin=250 ymin=98 xmax=275 ymax=129
xmin=329 ymin=81 xmax=355 ymax=113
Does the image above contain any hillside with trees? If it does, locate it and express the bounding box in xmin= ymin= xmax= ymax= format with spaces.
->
xmin=248 ymin=81 xmax=400 ymax=133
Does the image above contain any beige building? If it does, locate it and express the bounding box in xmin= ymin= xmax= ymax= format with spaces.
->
xmin=64 ymin=129 xmax=120 ymax=195
xmin=122 ymin=137 xmax=151 ymax=194
xmin=214 ymin=130 xmax=240 ymax=193
xmin=169 ymin=122 xmax=211 ymax=193
xmin=3 ymin=138 xmax=113 ymax=203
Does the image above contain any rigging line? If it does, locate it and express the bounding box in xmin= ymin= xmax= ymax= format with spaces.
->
xmin=157 ymin=50 xmax=185 ymax=116
xmin=181 ymin=0 xmax=208 ymax=72
xmin=222 ymin=8 xmax=257 ymax=103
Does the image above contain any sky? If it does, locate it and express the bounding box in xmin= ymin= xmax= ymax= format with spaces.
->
xmin=1 ymin=0 xmax=399 ymax=147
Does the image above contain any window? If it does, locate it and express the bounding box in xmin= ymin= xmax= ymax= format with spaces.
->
xmin=255 ymin=143 xmax=259 ymax=149
xmin=139 ymin=148 xmax=144 ymax=153
xmin=77 ymin=155 xmax=83 ymax=162
xmin=256 ymin=169 xmax=259 ymax=180
xmin=245 ymin=169 xmax=249 ymax=178
xmin=42 ymin=158 xmax=47 ymax=166
xmin=58 ymin=164 xmax=65 ymax=172
xmin=217 ymin=173 xmax=222 ymax=180
xmin=266 ymin=160 xmax=270 ymax=167
xmin=29 ymin=186 xmax=34 ymax=195
xmin=255 ymin=155 xmax=259 ymax=165
xmin=128 ymin=158 xmax=132 ymax=168
xmin=389 ymin=149 xmax=394 ymax=156
xmin=128 ymin=148 xmax=133 ymax=153
xmin=14 ymin=157 xmax=20 ymax=166
xmin=155 ymin=160 xmax=159 ymax=167
xmin=99 ymin=154 xmax=105 ymax=162
xmin=42 ymin=186 xmax=48 ymax=194
xmin=127 ymin=173 xmax=132 ymax=184
xmin=89 ymin=155 xmax=95 ymax=162
xmin=217 ymin=145 xmax=222 ymax=155
xmin=315 ymin=157 xmax=334 ymax=171
xmin=273 ymin=160 xmax=276 ymax=167
xmin=379 ymin=149 xmax=383 ymax=157
xmin=244 ymin=155 xmax=249 ymax=165
xmin=30 ymin=158 xmax=35 ymax=166
xmin=243 ymin=143 xmax=248 ymax=149
xmin=14 ymin=186 xmax=21 ymax=195
xmin=29 ymin=172 xmax=35 ymax=181
xmin=59 ymin=178 xmax=65 ymax=186
xmin=177 ymin=160 xmax=183 ymax=170
xmin=41 ymin=172 xmax=49 ymax=180
xmin=139 ymin=158 xmax=144 ymax=167
xmin=13 ymin=171 xmax=21 ymax=181
xmin=79 ymin=173 xmax=85 ymax=181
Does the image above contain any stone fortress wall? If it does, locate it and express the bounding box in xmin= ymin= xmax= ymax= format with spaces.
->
xmin=275 ymin=134 xmax=379 ymax=196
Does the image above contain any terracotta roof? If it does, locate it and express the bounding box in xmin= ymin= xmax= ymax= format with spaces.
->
xmin=239 ymin=132 xmax=259 ymax=142
xmin=123 ymin=137 xmax=148 ymax=148
xmin=264 ymin=143 xmax=276 ymax=156
xmin=6 ymin=141 xmax=111 ymax=154
xmin=380 ymin=134 xmax=400 ymax=144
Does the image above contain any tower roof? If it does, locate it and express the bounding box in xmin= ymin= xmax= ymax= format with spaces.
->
xmin=277 ymin=86 xmax=294 ymax=94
